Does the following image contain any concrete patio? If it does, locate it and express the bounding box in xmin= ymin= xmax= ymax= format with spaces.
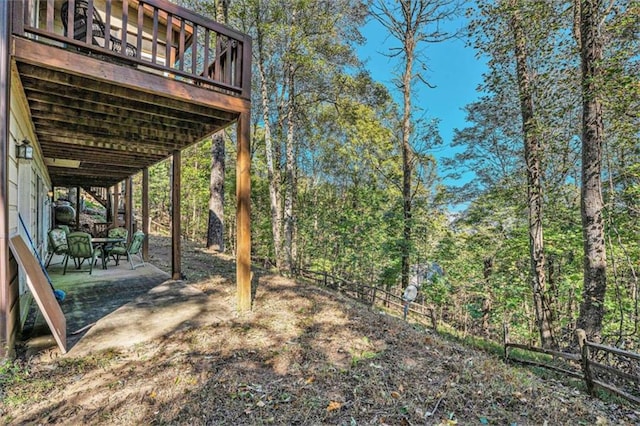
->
xmin=20 ymin=253 xmax=232 ymax=358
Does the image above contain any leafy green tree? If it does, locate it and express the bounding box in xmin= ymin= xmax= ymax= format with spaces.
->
xmin=295 ymin=73 xmax=400 ymax=283
xmin=236 ymin=0 xmax=367 ymax=273
xmin=508 ymin=0 xmax=557 ymax=348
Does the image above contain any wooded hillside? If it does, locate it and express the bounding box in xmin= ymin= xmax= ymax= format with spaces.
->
xmin=133 ymin=0 xmax=639 ymax=350
xmin=3 ymin=236 xmax=638 ymax=424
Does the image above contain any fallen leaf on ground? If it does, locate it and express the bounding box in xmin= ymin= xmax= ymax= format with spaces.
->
xmin=327 ymin=401 xmax=342 ymax=411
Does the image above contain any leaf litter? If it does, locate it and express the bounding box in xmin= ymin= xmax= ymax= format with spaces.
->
xmin=2 ymin=235 xmax=639 ymax=425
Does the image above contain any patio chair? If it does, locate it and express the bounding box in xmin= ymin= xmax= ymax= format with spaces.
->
xmin=107 ymin=226 xmax=128 ymax=242
xmin=57 ymin=224 xmax=71 ymax=235
xmin=61 ymin=0 xmax=137 ymax=57
xmin=45 ymin=228 xmax=69 ymax=268
xmin=92 ymin=222 xmax=111 ymax=237
xmin=64 ymin=231 xmax=101 ymax=275
xmin=106 ymin=226 xmax=128 ymax=263
xmin=107 ymin=231 xmax=145 ymax=269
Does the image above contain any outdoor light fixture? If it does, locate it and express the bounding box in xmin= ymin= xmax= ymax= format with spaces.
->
xmin=17 ymin=138 xmax=34 ymax=160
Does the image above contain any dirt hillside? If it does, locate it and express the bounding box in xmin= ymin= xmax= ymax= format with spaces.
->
xmin=1 ymin=235 xmax=638 ymax=425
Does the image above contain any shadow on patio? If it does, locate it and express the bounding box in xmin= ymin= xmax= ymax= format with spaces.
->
xmin=19 ymin=234 xmax=238 ymax=359
xmin=20 ymin=253 xmax=171 ymax=356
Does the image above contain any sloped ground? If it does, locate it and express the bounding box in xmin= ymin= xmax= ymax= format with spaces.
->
xmin=2 ymin=235 xmax=639 ymax=425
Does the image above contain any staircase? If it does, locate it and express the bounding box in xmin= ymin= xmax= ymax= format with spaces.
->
xmin=82 ymin=186 xmax=109 ymax=209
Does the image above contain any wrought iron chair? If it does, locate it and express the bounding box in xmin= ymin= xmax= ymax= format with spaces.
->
xmin=64 ymin=231 xmax=101 ymax=275
xmin=61 ymin=0 xmax=137 ymax=57
xmin=107 ymin=231 xmax=145 ymax=269
xmin=45 ymin=228 xmax=69 ymax=268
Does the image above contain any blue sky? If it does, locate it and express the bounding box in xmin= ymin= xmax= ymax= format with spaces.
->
xmin=356 ymin=16 xmax=486 ymax=188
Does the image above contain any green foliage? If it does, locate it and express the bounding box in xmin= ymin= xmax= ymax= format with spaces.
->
xmin=0 ymin=359 xmax=32 ymax=405
xmin=138 ymin=0 xmax=639 ymax=350
xmin=0 ymin=359 xmax=28 ymax=387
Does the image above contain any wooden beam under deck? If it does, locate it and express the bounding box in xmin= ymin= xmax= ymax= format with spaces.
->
xmin=12 ymin=36 xmax=246 ymax=189
xmin=13 ymin=37 xmax=250 ymax=113
xmin=20 ymin=74 xmax=237 ymax=124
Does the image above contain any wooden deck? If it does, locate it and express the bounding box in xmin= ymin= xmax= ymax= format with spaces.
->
xmin=10 ymin=0 xmax=251 ymax=188
xmin=2 ymin=0 xmax=253 ymax=358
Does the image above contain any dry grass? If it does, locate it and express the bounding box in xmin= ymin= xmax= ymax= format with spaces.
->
xmin=1 ymin=235 xmax=639 ymax=425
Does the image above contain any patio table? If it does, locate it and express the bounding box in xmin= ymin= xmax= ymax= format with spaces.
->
xmin=92 ymin=237 xmax=126 ymax=269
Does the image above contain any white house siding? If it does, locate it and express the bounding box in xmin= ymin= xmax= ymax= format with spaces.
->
xmin=10 ymin=65 xmax=52 ymax=326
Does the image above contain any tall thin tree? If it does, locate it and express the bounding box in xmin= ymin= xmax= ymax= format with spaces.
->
xmin=574 ymin=0 xmax=608 ymax=340
xmin=509 ymin=1 xmax=556 ymax=349
xmin=207 ymin=0 xmax=230 ymax=251
xmin=253 ymin=0 xmax=284 ymax=269
xmin=370 ymin=0 xmax=460 ymax=289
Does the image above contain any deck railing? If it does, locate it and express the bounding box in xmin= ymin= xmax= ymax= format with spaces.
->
xmin=11 ymin=0 xmax=251 ymax=99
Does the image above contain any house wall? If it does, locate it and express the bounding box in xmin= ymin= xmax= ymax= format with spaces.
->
xmin=10 ymin=64 xmax=52 ymax=327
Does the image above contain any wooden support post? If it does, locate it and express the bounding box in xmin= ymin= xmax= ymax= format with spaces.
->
xmin=142 ymin=167 xmax=149 ymax=261
xmin=113 ymin=183 xmax=119 ymax=227
xmin=75 ymin=185 xmax=81 ymax=227
xmin=171 ymin=150 xmax=181 ymax=280
xmin=105 ymin=187 xmax=112 ymax=223
xmin=125 ymin=176 xmax=132 ymax=242
xmin=0 ymin=0 xmax=12 ymax=358
xmin=576 ymin=329 xmax=595 ymax=396
xmin=49 ymin=186 xmax=55 ymax=228
xmin=236 ymin=112 xmax=251 ymax=311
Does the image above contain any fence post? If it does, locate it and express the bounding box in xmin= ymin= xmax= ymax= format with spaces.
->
xmin=576 ymin=329 xmax=595 ymax=396
xmin=503 ymin=323 xmax=510 ymax=360
xmin=429 ymin=308 xmax=438 ymax=331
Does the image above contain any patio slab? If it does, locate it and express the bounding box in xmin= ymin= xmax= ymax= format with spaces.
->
xmin=22 ymin=254 xmax=234 ymax=358
xmin=67 ymin=279 xmax=225 ymax=357
xmin=23 ymin=255 xmax=170 ymax=355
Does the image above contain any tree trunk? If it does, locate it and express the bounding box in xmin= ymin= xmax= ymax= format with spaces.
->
xmin=481 ymin=257 xmax=493 ymax=337
xmin=370 ymin=0 xmax=459 ymax=290
xmin=400 ymin=26 xmax=414 ymax=290
xmin=206 ymin=0 xmax=230 ymax=252
xmin=254 ymin=0 xmax=284 ymax=270
xmin=511 ymin=4 xmax=556 ymax=349
xmin=280 ymin=8 xmax=299 ymax=275
xmin=284 ymin=64 xmax=297 ymax=274
xmin=576 ymin=0 xmax=607 ymax=341
xmin=192 ymin=159 xmax=199 ymax=240
xmin=207 ymin=133 xmax=225 ymax=251
xmin=258 ymin=54 xmax=283 ymax=270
